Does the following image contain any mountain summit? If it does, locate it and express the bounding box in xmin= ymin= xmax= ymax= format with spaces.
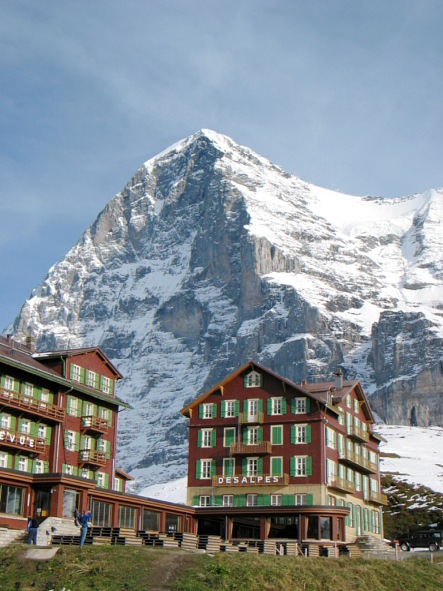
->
xmin=11 ymin=130 xmax=443 ymax=488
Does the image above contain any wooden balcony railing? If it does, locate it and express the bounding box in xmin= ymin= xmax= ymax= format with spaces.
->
xmin=0 ymin=427 xmax=46 ymax=455
xmin=346 ymin=425 xmax=370 ymax=443
xmin=0 ymin=387 xmax=65 ymax=422
xmin=328 ymin=477 xmax=355 ymax=494
xmin=230 ymin=441 xmax=272 ymax=455
xmin=80 ymin=415 xmax=109 ymax=434
xmin=338 ymin=449 xmax=378 ymax=474
xmin=78 ymin=449 xmax=106 ymax=467
xmin=239 ymin=412 xmax=264 ymax=424
xmin=363 ymin=490 xmax=388 ymax=506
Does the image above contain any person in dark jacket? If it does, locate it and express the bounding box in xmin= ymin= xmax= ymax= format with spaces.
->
xmin=79 ymin=510 xmax=92 ymax=547
xmin=26 ymin=517 xmax=39 ymax=545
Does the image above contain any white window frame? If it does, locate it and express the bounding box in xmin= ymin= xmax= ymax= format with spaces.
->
xmin=271 ymin=397 xmax=283 ymax=415
xmin=271 ymin=494 xmax=282 ymax=506
xmin=225 ymin=400 xmax=236 ymax=417
xmin=294 ymin=424 xmax=307 ymax=444
xmin=0 ymin=452 xmax=7 ymax=468
xmin=1 ymin=414 xmax=11 ymax=429
xmin=86 ymin=370 xmax=96 ymax=388
xmin=18 ymin=457 xmax=28 ymax=471
xmin=202 ymin=403 xmax=215 ymax=419
xmin=201 ymin=428 xmax=213 ymax=448
xmin=246 ymin=494 xmax=258 ymax=507
xmin=294 ymin=397 xmax=307 ymax=414
xmin=247 ymin=426 xmax=259 ymax=445
xmin=68 ymin=397 xmax=78 ymax=416
xmin=244 ymin=371 xmax=262 ymax=388
xmin=200 ymin=459 xmax=212 ymax=479
xmin=65 ymin=465 xmax=74 ymax=476
xmin=246 ymin=457 xmax=258 ymax=477
xmin=326 ymin=426 xmax=336 ymax=449
xmin=222 ymin=495 xmax=234 ymax=507
xmin=34 ymin=460 xmax=44 ymax=474
xmin=293 ymin=456 xmax=307 ymax=476
xmin=97 ymin=472 xmax=105 ymax=488
xmin=96 ymin=438 xmax=106 ymax=452
xmin=24 ymin=382 xmax=33 ymax=398
xmin=295 ymin=494 xmax=307 ymax=506
xmin=199 ymin=496 xmax=211 ymax=507
xmin=66 ymin=430 xmax=76 ymax=451
xmin=4 ymin=376 xmax=14 ymax=391
xmin=71 ymin=364 xmax=82 ymax=382
xmin=37 ymin=424 xmax=47 ymax=439
xmin=222 ymin=457 xmax=235 ymax=476
xmin=81 ymin=468 xmax=89 ymax=479
xmin=20 ymin=420 xmax=31 ymax=434
xmin=101 ymin=376 xmax=111 ymax=394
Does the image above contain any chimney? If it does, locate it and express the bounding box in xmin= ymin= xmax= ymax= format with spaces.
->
xmin=333 ymin=369 xmax=343 ymax=390
xmin=24 ymin=334 xmax=36 ymax=353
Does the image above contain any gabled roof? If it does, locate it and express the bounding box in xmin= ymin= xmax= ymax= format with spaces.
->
xmin=181 ymin=360 xmax=326 ymax=417
xmin=115 ymin=467 xmax=135 ymax=481
xmin=303 ymin=380 xmax=374 ymax=423
xmin=33 ymin=347 xmax=123 ymax=379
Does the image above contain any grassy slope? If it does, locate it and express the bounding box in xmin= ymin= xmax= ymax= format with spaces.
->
xmin=1 ymin=546 xmax=443 ymax=591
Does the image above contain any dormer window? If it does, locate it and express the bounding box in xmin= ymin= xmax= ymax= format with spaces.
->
xmin=71 ymin=364 xmax=82 ymax=382
xmin=244 ymin=371 xmax=263 ymax=388
xmin=86 ymin=370 xmax=97 ymax=388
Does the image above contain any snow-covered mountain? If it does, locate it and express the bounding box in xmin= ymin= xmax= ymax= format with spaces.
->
xmin=10 ymin=130 xmax=443 ymax=489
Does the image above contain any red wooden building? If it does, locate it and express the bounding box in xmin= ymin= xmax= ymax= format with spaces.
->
xmin=181 ymin=361 xmax=386 ymax=544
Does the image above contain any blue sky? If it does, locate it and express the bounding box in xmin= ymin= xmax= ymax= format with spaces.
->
xmin=1 ymin=0 xmax=442 ymax=331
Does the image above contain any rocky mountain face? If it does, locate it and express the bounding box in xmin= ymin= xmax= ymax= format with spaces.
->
xmin=10 ymin=130 xmax=443 ymax=488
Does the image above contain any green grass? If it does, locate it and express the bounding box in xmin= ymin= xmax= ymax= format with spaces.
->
xmin=0 ymin=545 xmax=442 ymax=591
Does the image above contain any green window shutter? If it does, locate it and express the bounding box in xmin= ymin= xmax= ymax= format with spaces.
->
xmin=7 ymin=454 xmax=13 ymax=469
xmin=306 ymin=398 xmax=311 ymax=413
xmin=105 ymin=473 xmax=110 ymax=489
xmin=198 ymin=405 xmax=204 ymax=419
xmin=243 ymin=375 xmax=248 ymax=387
xmin=258 ymin=494 xmax=268 ymax=506
xmin=214 ymin=496 xmax=222 ymax=507
xmin=46 ymin=426 xmax=52 ymax=445
xmin=17 ymin=418 xmax=23 ymax=432
xmin=242 ymin=458 xmax=247 ymax=476
xmin=225 ymin=428 xmax=235 ymax=446
xmin=290 ymin=425 xmax=296 ymax=444
xmin=193 ymin=496 xmax=199 ymax=506
xmin=306 ymin=494 xmax=313 ymax=506
xmin=306 ymin=425 xmax=311 ymax=444
xmin=237 ymin=496 xmax=246 ymax=507
xmin=106 ymin=440 xmax=111 ymax=460
xmin=211 ymin=430 xmax=216 ymax=447
xmin=242 ymin=429 xmax=248 ymax=444
xmin=272 ymin=426 xmax=282 ymax=445
xmin=234 ymin=400 xmax=240 ymax=417
xmin=195 ymin=460 xmax=201 ymax=479
xmin=243 ymin=400 xmax=249 ymax=414
xmin=271 ymin=457 xmax=282 ymax=476
xmin=291 ymin=398 xmax=296 ymax=414
xmin=266 ymin=399 xmax=272 ymax=415
xmin=197 ymin=431 xmax=203 ymax=448
xmin=43 ymin=461 xmax=49 ymax=473
xmin=94 ymin=373 xmax=100 ymax=389
xmin=220 ymin=401 xmax=226 ymax=418
xmin=10 ymin=416 xmax=17 ymax=430
xmin=282 ymin=495 xmax=291 ymax=506
xmin=107 ymin=409 xmax=112 ymax=426
xmin=306 ymin=456 xmax=312 ymax=476
xmin=63 ymin=430 xmax=69 ymax=448
xmin=257 ymin=427 xmax=263 ymax=443
xmin=258 ymin=399 xmax=263 ymax=413
xmin=74 ymin=432 xmax=80 ymax=451
xmin=290 ymin=457 xmax=295 ymax=477
xmin=211 ymin=460 xmax=216 ymax=477
xmin=257 ymin=458 xmax=263 ymax=476
xmin=212 ymin=404 xmax=217 ymax=418
xmin=282 ymin=399 xmax=287 ymax=414
xmin=69 ymin=365 xmax=75 ymax=379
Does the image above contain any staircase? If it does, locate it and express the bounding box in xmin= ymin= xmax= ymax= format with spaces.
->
xmin=354 ymin=535 xmax=397 ymax=559
xmin=0 ymin=526 xmax=27 ymax=547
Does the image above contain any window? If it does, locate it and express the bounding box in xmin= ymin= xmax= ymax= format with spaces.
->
xmin=71 ymin=364 xmax=82 ymax=382
xmin=337 ymin=411 xmax=344 ymax=426
xmin=68 ymin=397 xmax=78 ymax=416
xmin=18 ymin=457 xmax=27 ymax=472
xmin=86 ymin=370 xmax=96 ymax=388
xmin=223 ymin=495 xmax=234 ymax=507
xmin=24 ymin=383 xmax=33 ymax=398
xmin=34 ymin=460 xmax=44 ymax=474
xmin=246 ymin=457 xmax=258 ymax=477
xmin=293 ymin=397 xmax=307 ymax=414
xmin=201 ymin=429 xmax=214 ymax=448
xmin=224 ymin=400 xmax=237 ymax=417
xmin=326 ymin=427 xmax=336 ymax=449
xmin=4 ymin=376 xmax=14 ymax=391
xmin=1 ymin=414 xmax=11 ymax=429
xmin=270 ymin=456 xmax=282 ymax=476
xmin=84 ymin=402 xmax=93 ymax=416
xmin=38 ymin=424 xmax=47 ymax=439
xmin=271 ymin=425 xmax=283 ymax=445
xmin=201 ymin=403 xmax=216 ymax=419
xmin=96 ymin=472 xmax=105 ymax=488
xmin=118 ymin=505 xmax=136 ymax=529
xmin=271 ymin=494 xmax=282 ymax=506
xmin=200 ymin=459 xmax=213 ymax=479
xmin=247 ymin=426 xmax=259 ymax=445
xmin=96 ymin=438 xmax=106 ymax=452
xmin=295 ymin=494 xmax=307 ymax=506
xmin=40 ymin=389 xmax=49 ymax=405
xmin=199 ymin=496 xmax=211 ymax=507
xmin=113 ymin=478 xmax=122 ymax=492
xmin=246 ymin=494 xmax=258 ymax=506
xmin=346 ymin=394 xmax=351 ymax=408
xmin=101 ymin=376 xmax=111 ymax=394
xmin=83 ymin=435 xmax=92 ymax=450
xmin=291 ymin=424 xmax=310 ymax=444
xmin=0 ymin=485 xmax=24 ymax=515
xmin=223 ymin=427 xmax=235 ymax=447
xmin=20 ymin=420 xmax=31 ymax=434
xmin=244 ymin=371 xmax=262 ymax=388
xmin=92 ymin=501 xmax=112 ymax=528
xmin=291 ymin=455 xmax=312 ymax=477
xmin=65 ymin=430 xmax=76 ymax=451
xmin=0 ymin=453 xmax=8 ymax=468
xmin=223 ymin=458 xmax=235 ymax=477
xmin=271 ymin=397 xmax=283 ymax=415
xmin=354 ymin=472 xmax=361 ymax=491
xmin=245 ymin=399 xmax=260 ymax=421
xmin=327 ymin=495 xmax=336 ymax=506
xmin=354 ymin=399 xmax=359 ymax=413
xmin=65 ymin=465 xmax=74 ymax=475
xmin=99 ymin=407 xmax=109 ymax=421
xmin=143 ymin=510 xmax=160 ymax=531
xmin=81 ymin=468 xmax=90 ymax=479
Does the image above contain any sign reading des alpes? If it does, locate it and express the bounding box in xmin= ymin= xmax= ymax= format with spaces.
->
xmin=216 ymin=475 xmax=285 ymax=486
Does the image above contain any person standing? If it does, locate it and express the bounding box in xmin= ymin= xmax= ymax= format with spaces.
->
xmin=79 ymin=510 xmax=92 ymax=547
xmin=26 ymin=516 xmax=39 ymax=545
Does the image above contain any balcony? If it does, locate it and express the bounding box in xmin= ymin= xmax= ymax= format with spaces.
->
xmin=338 ymin=449 xmax=378 ymax=474
xmin=0 ymin=427 xmax=46 ymax=455
xmin=78 ymin=449 xmax=106 ymax=468
xmin=347 ymin=425 xmax=370 ymax=443
xmin=213 ymin=473 xmax=290 ymax=487
xmin=0 ymin=388 xmax=65 ymax=422
xmin=230 ymin=441 xmax=272 ymax=455
xmin=239 ymin=412 xmax=264 ymax=424
xmin=80 ymin=415 xmax=109 ymax=435
xmin=364 ymin=490 xmax=388 ymax=506
xmin=328 ymin=477 xmax=355 ymax=494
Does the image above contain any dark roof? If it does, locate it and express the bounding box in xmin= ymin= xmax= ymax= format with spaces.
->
xmin=33 ymin=347 xmax=123 ymax=379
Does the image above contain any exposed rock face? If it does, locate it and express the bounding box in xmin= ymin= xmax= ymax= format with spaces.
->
xmin=10 ymin=130 xmax=443 ymax=488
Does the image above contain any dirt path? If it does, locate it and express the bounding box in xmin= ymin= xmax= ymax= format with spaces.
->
xmin=146 ymin=549 xmax=200 ymax=590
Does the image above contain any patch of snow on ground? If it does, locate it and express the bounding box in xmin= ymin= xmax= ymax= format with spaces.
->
xmin=376 ymin=425 xmax=443 ymax=494
xmin=139 ymin=476 xmax=187 ymax=504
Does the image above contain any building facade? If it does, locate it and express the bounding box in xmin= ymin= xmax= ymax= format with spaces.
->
xmin=0 ymin=335 xmax=195 ymax=535
xmin=181 ymin=361 xmax=386 ymax=544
